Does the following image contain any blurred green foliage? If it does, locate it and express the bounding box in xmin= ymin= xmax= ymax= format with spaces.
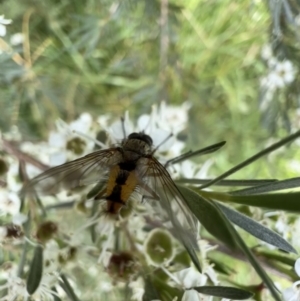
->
xmin=1 ymin=0 xmax=300 ymax=179
xmin=2 ymin=1 xmax=300 ymax=299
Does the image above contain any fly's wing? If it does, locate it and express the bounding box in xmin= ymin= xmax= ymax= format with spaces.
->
xmin=22 ymin=148 xmax=123 ymax=195
xmin=143 ymin=157 xmax=198 ymax=244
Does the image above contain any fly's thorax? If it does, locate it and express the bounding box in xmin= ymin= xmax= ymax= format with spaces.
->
xmin=122 ymin=140 xmax=152 ymax=156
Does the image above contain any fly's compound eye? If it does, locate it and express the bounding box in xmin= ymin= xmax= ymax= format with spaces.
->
xmin=128 ymin=132 xmax=153 ymax=146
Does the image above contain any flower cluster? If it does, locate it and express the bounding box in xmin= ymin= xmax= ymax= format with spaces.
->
xmin=0 ymin=102 xmax=227 ymax=301
xmin=259 ymin=44 xmax=297 ymax=111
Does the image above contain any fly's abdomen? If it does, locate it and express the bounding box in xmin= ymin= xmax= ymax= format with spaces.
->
xmin=105 ymin=165 xmax=138 ymax=214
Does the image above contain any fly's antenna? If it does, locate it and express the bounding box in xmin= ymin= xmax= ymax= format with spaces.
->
xmin=152 ymin=132 xmax=173 ymax=154
xmin=121 ymin=116 xmax=127 ymax=139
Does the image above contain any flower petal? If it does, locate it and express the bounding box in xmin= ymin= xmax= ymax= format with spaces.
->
xmin=295 ymin=258 xmax=300 ymax=277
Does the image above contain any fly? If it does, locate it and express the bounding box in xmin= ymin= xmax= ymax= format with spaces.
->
xmin=22 ymin=131 xmax=225 ymax=244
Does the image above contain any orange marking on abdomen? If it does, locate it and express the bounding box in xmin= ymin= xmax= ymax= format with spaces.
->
xmin=105 ymin=166 xmax=139 ymax=214
xmin=106 ymin=165 xmax=120 ymax=196
xmin=120 ymin=172 xmax=138 ymax=202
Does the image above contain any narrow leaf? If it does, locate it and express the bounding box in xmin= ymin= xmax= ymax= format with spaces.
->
xmin=59 ymin=273 xmax=81 ymax=301
xmin=18 ymin=213 xmax=31 ymax=277
xmin=176 ymin=178 xmax=277 ymax=186
xmin=199 ymin=129 xmax=300 ymax=189
xmin=218 ymin=203 xmax=296 ymax=253
xmin=188 ymin=193 xmax=282 ymax=300
xmin=200 ymin=190 xmax=300 ymax=212
xmin=213 ymin=209 xmax=282 ymax=301
xmin=45 ymin=201 xmax=75 ymax=211
xmin=26 ymin=245 xmax=44 ymax=295
xmin=178 ymin=185 xmax=239 ymax=250
xmin=230 ymin=177 xmax=300 ymax=195
xmin=166 ymin=141 xmax=226 ymax=166
xmin=256 ymin=249 xmax=297 ymax=266
xmin=193 ymin=286 xmax=253 ymax=300
xmin=51 ymin=287 xmax=62 ymax=301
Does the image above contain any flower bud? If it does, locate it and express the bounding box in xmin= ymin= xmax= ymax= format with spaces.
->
xmin=107 ymin=252 xmax=137 ymax=281
xmin=66 ymin=137 xmax=86 ymax=155
xmin=0 ymin=158 xmax=8 ymax=175
xmin=36 ymin=221 xmax=58 ymax=243
xmin=144 ymin=229 xmax=174 ymax=266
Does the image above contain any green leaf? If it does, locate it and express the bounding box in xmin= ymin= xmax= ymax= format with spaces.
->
xmin=166 ymin=141 xmax=226 ymax=166
xmin=218 ymin=203 xmax=297 ymax=253
xmin=45 ymin=201 xmax=75 ymax=211
xmin=200 ymin=190 xmax=300 ymax=212
xmin=18 ymin=213 xmax=31 ymax=277
xmin=59 ymin=274 xmax=81 ymax=301
xmin=230 ymin=177 xmax=300 ymax=195
xmin=51 ymin=287 xmax=62 ymax=301
xmin=26 ymin=245 xmax=44 ymax=295
xmin=255 ymin=249 xmax=297 ymax=266
xmin=214 ymin=210 xmax=282 ymax=301
xmin=193 ymin=286 xmax=253 ymax=300
xmin=178 ymin=185 xmax=239 ymax=250
xmin=184 ymin=191 xmax=281 ymax=300
xmin=176 ymin=178 xmax=277 ymax=186
xmin=207 ymin=256 xmax=235 ymax=275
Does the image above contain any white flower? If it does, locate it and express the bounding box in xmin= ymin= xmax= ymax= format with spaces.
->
xmin=267 ymin=57 xmax=278 ymax=69
xmin=48 ymin=113 xmax=96 ymax=164
xmin=0 ymin=15 xmax=12 ymax=37
xmin=129 ymin=277 xmax=145 ymax=301
xmin=268 ymin=71 xmax=286 ymax=88
xmin=172 ymin=267 xmax=212 ymax=301
xmin=107 ymin=108 xmax=186 ymax=161
xmin=12 ymin=213 xmax=28 ymax=225
xmin=99 ymin=281 xmax=113 ymax=293
xmin=43 ymin=240 xmax=60 ymax=272
xmin=10 ymin=33 xmax=24 ymax=45
xmin=0 ymin=189 xmax=20 ymax=216
xmin=158 ymin=101 xmax=191 ymax=135
xmin=282 ymin=258 xmax=300 ymax=301
xmin=275 ymin=213 xmax=289 ymax=240
xmin=6 ymin=161 xmax=22 ymax=192
xmin=198 ymin=240 xmax=219 ymax=285
xmin=95 ymin=215 xmax=115 ymax=266
xmin=109 ymin=111 xmax=134 ymax=141
xmin=0 ymin=226 xmax=8 ymax=240
xmin=261 ymin=44 xmax=273 ymax=61
xmin=275 ymin=60 xmax=295 ymax=84
xmin=0 ymin=263 xmax=30 ymax=300
xmin=182 ymin=289 xmax=212 ymax=301
xmin=174 ymin=267 xmax=207 ymax=288
xmin=260 ymin=60 xmax=296 ymax=92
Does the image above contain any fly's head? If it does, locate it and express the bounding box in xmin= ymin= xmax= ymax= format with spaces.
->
xmin=122 ymin=132 xmax=153 ymax=155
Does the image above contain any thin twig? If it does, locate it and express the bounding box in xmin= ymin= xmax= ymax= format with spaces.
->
xmin=0 ymin=179 xmax=7 ymax=187
xmin=1 ymin=139 xmax=49 ymax=171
